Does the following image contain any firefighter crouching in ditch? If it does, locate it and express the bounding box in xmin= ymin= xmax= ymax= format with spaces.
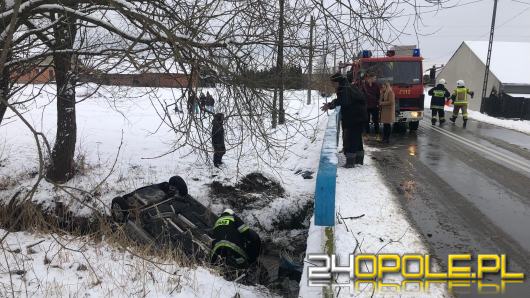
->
xmin=450 ymin=80 xmax=474 ymax=128
xmin=210 ymin=208 xmax=261 ymax=277
xmin=321 ymin=72 xmax=368 ymax=168
xmin=428 ymin=78 xmax=451 ymax=126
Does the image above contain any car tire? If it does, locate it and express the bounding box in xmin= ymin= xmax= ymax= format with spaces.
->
xmin=169 ymin=175 xmax=188 ymax=196
xmin=111 ymin=196 xmax=129 ymax=223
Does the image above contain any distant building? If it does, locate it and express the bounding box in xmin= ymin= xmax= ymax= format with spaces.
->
xmin=78 ymin=72 xmax=195 ymax=88
xmin=15 ymin=56 xmax=55 ymax=84
xmin=15 ymin=57 xmax=198 ymax=88
xmin=437 ymin=41 xmax=530 ymax=119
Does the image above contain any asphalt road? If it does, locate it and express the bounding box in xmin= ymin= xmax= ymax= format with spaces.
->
xmin=369 ymin=117 xmax=530 ymax=298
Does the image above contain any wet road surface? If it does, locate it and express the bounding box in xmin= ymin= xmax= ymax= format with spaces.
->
xmin=369 ymin=117 xmax=530 ymax=297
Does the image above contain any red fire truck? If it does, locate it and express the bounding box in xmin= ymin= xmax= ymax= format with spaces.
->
xmin=346 ymin=47 xmax=425 ymax=131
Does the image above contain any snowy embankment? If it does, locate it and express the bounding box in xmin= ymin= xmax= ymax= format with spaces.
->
xmin=423 ymin=87 xmax=530 ymax=134
xmin=0 ymin=229 xmax=270 ymax=297
xmin=0 ymin=84 xmax=329 ymax=297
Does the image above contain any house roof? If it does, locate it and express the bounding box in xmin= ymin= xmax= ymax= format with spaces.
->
xmin=464 ymin=41 xmax=530 ymax=85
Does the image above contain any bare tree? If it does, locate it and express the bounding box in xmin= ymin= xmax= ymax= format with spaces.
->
xmin=0 ymin=0 xmax=462 ymax=188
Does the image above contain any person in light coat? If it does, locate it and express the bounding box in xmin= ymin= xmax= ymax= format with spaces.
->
xmin=379 ymin=81 xmax=395 ymax=144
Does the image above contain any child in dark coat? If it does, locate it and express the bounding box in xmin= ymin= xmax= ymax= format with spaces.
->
xmin=212 ymin=113 xmax=226 ymax=167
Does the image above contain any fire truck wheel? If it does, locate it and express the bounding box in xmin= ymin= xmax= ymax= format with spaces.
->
xmin=111 ymin=196 xmax=129 ymax=223
xmin=409 ymin=121 xmax=419 ymax=131
xmin=169 ymin=175 xmax=188 ymax=196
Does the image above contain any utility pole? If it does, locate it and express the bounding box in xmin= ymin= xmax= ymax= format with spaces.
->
xmin=480 ymin=0 xmax=498 ymax=114
xmin=307 ymin=15 xmax=314 ymax=105
xmin=322 ymin=40 xmax=329 ymax=95
xmin=333 ymin=48 xmax=337 ymax=73
xmin=277 ymin=0 xmax=286 ymax=124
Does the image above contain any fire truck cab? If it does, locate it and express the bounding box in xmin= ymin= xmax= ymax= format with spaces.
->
xmin=347 ymin=47 xmax=425 ymax=131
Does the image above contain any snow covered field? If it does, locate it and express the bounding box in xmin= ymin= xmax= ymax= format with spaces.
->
xmin=423 ymin=87 xmax=530 ymax=134
xmin=0 ymin=229 xmax=273 ymax=297
xmin=0 ymin=84 xmax=330 ymax=297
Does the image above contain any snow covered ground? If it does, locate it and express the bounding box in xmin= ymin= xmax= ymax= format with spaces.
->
xmin=423 ymin=87 xmax=530 ymax=134
xmin=0 ymin=84 xmax=330 ymax=297
xmin=0 ymin=229 xmax=273 ymax=297
xmin=0 ymin=84 xmax=325 ymax=218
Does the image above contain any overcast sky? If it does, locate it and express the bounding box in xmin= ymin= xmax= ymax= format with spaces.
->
xmin=389 ymin=0 xmax=530 ymax=68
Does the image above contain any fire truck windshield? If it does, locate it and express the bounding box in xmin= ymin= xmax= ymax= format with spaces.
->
xmin=362 ymin=61 xmax=421 ymax=85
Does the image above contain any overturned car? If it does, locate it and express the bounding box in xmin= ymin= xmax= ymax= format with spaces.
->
xmin=111 ymin=176 xmax=217 ymax=259
xmin=110 ymin=176 xmax=302 ymax=290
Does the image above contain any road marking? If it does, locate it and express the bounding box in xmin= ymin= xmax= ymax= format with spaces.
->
xmin=420 ymin=124 xmax=530 ymax=174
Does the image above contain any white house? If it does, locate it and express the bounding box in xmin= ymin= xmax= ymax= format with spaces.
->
xmin=436 ymin=41 xmax=530 ymax=112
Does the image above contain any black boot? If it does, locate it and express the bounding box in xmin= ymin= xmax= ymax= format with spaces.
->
xmin=344 ymin=155 xmax=356 ymax=168
xmin=463 ymin=119 xmax=467 ymax=128
xmin=440 ymin=119 xmax=446 ymax=125
xmin=355 ymin=151 xmax=364 ymax=165
xmin=431 ymin=119 xmax=436 ymax=125
xmin=450 ymin=116 xmax=456 ymax=123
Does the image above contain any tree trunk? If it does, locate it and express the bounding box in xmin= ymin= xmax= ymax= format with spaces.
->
xmin=0 ymin=65 xmax=8 ymax=125
xmin=0 ymin=20 xmax=10 ymax=125
xmin=46 ymin=7 xmax=78 ymax=183
xmin=277 ymin=0 xmax=285 ymax=124
xmin=272 ymin=88 xmax=277 ymax=128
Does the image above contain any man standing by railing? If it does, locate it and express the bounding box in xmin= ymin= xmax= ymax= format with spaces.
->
xmin=321 ymin=72 xmax=367 ymax=167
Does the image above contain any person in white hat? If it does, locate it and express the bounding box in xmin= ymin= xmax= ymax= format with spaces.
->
xmin=450 ymin=80 xmax=474 ymax=128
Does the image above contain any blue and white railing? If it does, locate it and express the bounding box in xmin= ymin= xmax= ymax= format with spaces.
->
xmin=314 ymin=107 xmax=340 ymax=226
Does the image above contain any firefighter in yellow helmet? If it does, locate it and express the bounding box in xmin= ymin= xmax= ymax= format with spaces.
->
xmin=450 ymin=80 xmax=474 ymax=128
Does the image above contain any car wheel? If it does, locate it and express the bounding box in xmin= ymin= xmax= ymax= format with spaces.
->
xmin=169 ymin=175 xmax=188 ymax=196
xmin=111 ymin=196 xmax=129 ymax=223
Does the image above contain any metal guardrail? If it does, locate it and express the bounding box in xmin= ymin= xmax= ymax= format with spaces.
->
xmin=314 ymin=107 xmax=340 ymax=226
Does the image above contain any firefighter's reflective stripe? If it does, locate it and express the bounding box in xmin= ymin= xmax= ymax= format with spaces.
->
xmin=431 ymin=105 xmax=444 ymax=109
xmin=453 ymin=88 xmax=469 ymax=105
xmin=214 ymin=216 xmax=234 ymax=229
xmin=211 ymin=240 xmax=248 ymax=261
xmin=433 ymin=90 xmax=446 ymax=97
xmin=237 ymin=224 xmax=249 ymax=233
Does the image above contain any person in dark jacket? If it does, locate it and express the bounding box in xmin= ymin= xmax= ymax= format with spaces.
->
xmin=429 ymin=65 xmax=437 ymax=85
xmin=187 ymin=91 xmax=198 ymax=115
xmin=211 ymin=208 xmax=261 ymax=271
xmin=428 ymin=79 xmax=450 ymax=125
xmin=212 ymin=113 xmax=226 ymax=167
xmin=206 ymin=91 xmax=215 ymax=113
xmin=321 ymin=72 xmax=368 ymax=167
xmin=361 ymin=72 xmax=380 ymax=134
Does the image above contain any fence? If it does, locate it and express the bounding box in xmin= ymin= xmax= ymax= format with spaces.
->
xmin=482 ymin=93 xmax=530 ymax=120
xmin=314 ymin=107 xmax=340 ymax=226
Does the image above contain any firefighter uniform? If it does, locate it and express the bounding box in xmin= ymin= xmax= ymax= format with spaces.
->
xmin=210 ymin=209 xmax=261 ymax=270
xmin=450 ymin=81 xmax=474 ymax=128
xmin=428 ymin=83 xmax=450 ymax=125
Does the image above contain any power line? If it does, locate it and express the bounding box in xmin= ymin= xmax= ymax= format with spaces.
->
xmin=512 ymin=0 xmax=530 ymax=5
xmin=478 ymin=6 xmax=530 ymax=38
xmin=396 ymin=0 xmax=488 ymax=18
